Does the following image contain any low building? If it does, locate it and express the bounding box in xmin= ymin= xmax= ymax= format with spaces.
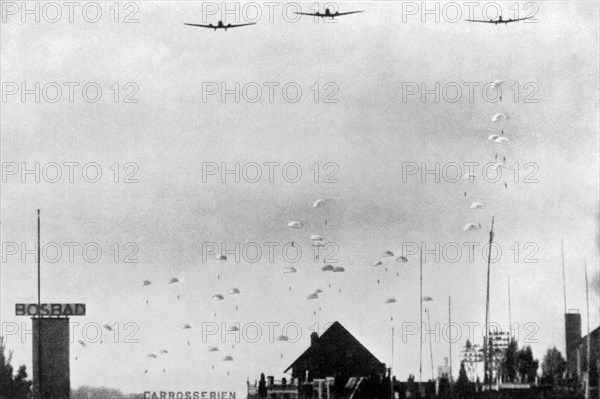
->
xmin=283 ymin=321 xmax=386 ymax=383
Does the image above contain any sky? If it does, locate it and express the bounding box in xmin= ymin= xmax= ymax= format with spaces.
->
xmin=1 ymin=0 xmax=599 ymax=396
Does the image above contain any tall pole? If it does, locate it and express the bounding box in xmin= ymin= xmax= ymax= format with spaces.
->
xmin=561 ymin=240 xmax=567 ymax=315
xmin=508 ymin=272 xmax=512 ymax=340
xmin=37 ymin=209 xmax=42 ymax=399
xmin=448 ymin=296 xmax=453 ymax=383
xmin=484 ymin=216 xmax=495 ymax=391
xmin=427 ymin=307 xmax=434 ymax=381
xmin=419 ymin=246 xmax=423 ymax=393
xmin=584 ymin=259 xmax=590 ymax=399
xmin=391 ymin=325 xmax=394 ymax=399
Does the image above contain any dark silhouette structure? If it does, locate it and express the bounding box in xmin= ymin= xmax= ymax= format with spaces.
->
xmin=284 ymin=321 xmax=386 ymax=383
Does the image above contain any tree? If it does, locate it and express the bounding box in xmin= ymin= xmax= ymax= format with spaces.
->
xmin=500 ymin=339 xmax=519 ymax=383
xmin=541 ymin=347 xmax=566 ymax=386
xmin=516 ymin=346 xmax=539 ymax=383
xmin=0 ymin=337 xmax=32 ymax=399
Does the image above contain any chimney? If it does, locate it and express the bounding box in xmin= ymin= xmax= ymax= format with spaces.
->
xmin=565 ymin=310 xmax=582 ymax=377
xmin=310 ymin=331 xmax=319 ymax=347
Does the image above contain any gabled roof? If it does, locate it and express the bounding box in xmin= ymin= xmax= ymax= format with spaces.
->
xmin=284 ymin=321 xmax=384 ymax=373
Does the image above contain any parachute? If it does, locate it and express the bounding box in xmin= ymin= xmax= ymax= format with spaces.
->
xmin=396 ymin=256 xmax=408 ymax=263
xmin=422 ymin=296 xmax=434 ymax=302
xmin=228 ymin=288 xmax=240 ymax=295
xmin=226 ymin=325 xmax=239 ymax=332
xmin=141 ymin=280 xmax=151 ymax=286
xmin=488 ymin=134 xmax=499 ymax=141
xmin=381 ymin=250 xmax=394 ymax=257
xmin=209 ymin=347 xmax=220 ymax=352
xmin=181 ymin=324 xmax=192 ymax=329
xmin=494 ymin=137 xmax=510 ymax=144
xmin=310 ymin=234 xmax=324 ymax=241
xmin=282 ymin=267 xmax=297 ymax=273
xmin=372 ymin=260 xmax=383 ymax=267
xmin=321 ymin=264 xmax=334 ymax=272
xmin=307 ymin=293 xmax=319 ymax=300
xmin=313 ymin=199 xmax=326 ymax=208
xmin=216 ymin=254 xmax=227 ymax=261
xmin=223 ymin=356 xmax=234 ymax=361
xmin=491 ymin=113 xmax=508 ymax=122
xmin=276 ymin=335 xmax=289 ymax=342
xmin=287 ymin=221 xmax=303 ymax=228
xmin=463 ymin=172 xmax=476 ymax=181
xmin=385 ymin=298 xmax=397 ymax=304
xmin=463 ymin=223 xmax=480 ymax=231
xmin=159 ymin=349 xmax=168 ymax=354
xmin=333 ymin=267 xmax=345 ymax=273
xmin=470 ymin=202 xmax=484 ymax=210
xmin=212 ymin=294 xmax=224 ymax=301
xmin=169 ymin=277 xmax=179 ymax=284
xmin=147 ymin=353 xmax=157 ymax=358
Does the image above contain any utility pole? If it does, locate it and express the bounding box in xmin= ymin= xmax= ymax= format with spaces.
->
xmin=484 ymin=216 xmax=495 ymax=392
xmin=448 ymin=296 xmax=453 ymax=383
xmin=419 ymin=246 xmax=423 ymax=395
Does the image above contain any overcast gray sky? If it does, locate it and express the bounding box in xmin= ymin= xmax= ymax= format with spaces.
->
xmin=1 ymin=1 xmax=599 ymax=396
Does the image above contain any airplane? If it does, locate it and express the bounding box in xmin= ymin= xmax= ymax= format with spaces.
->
xmin=466 ymin=15 xmax=533 ymax=25
xmin=184 ymin=20 xmax=256 ymax=31
xmin=294 ymin=8 xmax=364 ymax=19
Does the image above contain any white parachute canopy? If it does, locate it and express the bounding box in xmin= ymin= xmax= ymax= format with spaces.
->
xmin=212 ymin=294 xmax=224 ymax=301
xmin=159 ymin=349 xmax=168 ymax=354
xmin=333 ymin=266 xmax=345 ymax=273
xmin=396 ymin=256 xmax=408 ymax=263
xmin=216 ymin=254 xmax=227 ymax=261
xmin=422 ymin=296 xmax=434 ymax=302
xmin=223 ymin=356 xmax=234 ymax=361
xmin=488 ymin=134 xmax=499 ymax=141
xmin=385 ymin=298 xmax=397 ymax=304
xmin=141 ymin=280 xmax=151 ymax=286
xmin=491 ymin=80 xmax=504 ymax=88
xmin=181 ymin=323 xmax=192 ymax=329
xmin=209 ymin=346 xmax=220 ymax=352
xmin=147 ymin=353 xmax=157 ymax=359
xmin=310 ymin=234 xmax=324 ymax=241
xmin=491 ymin=113 xmax=508 ymax=122
xmin=228 ymin=288 xmax=240 ymax=295
xmin=77 ymin=339 xmax=86 ymax=347
xmin=282 ymin=267 xmax=297 ymax=274
xmin=276 ymin=335 xmax=289 ymax=342
xmin=225 ymin=325 xmax=239 ymax=332
xmin=463 ymin=223 xmax=481 ymax=231
xmin=381 ymin=250 xmax=394 ymax=258
xmin=470 ymin=202 xmax=484 ymax=210
xmin=307 ymin=293 xmax=319 ymax=300
xmin=169 ymin=277 xmax=180 ymax=284
xmin=313 ymin=199 xmax=326 ymax=208
xmin=494 ymin=137 xmax=511 ymax=144
xmin=321 ymin=264 xmax=334 ymax=272
xmin=287 ymin=221 xmax=303 ymax=228
xmin=314 ymin=289 xmax=324 ymax=294
xmin=103 ymin=324 xmax=113 ymax=332
xmin=372 ymin=260 xmax=383 ymax=267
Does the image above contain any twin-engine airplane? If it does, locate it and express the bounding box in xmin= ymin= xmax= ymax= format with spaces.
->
xmin=293 ymin=8 xmax=364 ymax=19
xmin=184 ymin=20 xmax=256 ymax=31
xmin=466 ymin=15 xmax=533 ymax=24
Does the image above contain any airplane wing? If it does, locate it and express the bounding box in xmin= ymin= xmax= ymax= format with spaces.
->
xmin=227 ymin=22 xmax=257 ymax=28
xmin=466 ymin=19 xmax=496 ymax=23
xmin=293 ymin=12 xmax=321 ymax=16
xmin=334 ymin=11 xmax=364 ymax=16
xmin=184 ymin=23 xmax=214 ymax=28
xmin=507 ymin=16 xmax=534 ymax=22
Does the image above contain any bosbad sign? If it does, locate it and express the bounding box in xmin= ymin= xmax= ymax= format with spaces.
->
xmin=15 ymin=303 xmax=86 ymax=317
